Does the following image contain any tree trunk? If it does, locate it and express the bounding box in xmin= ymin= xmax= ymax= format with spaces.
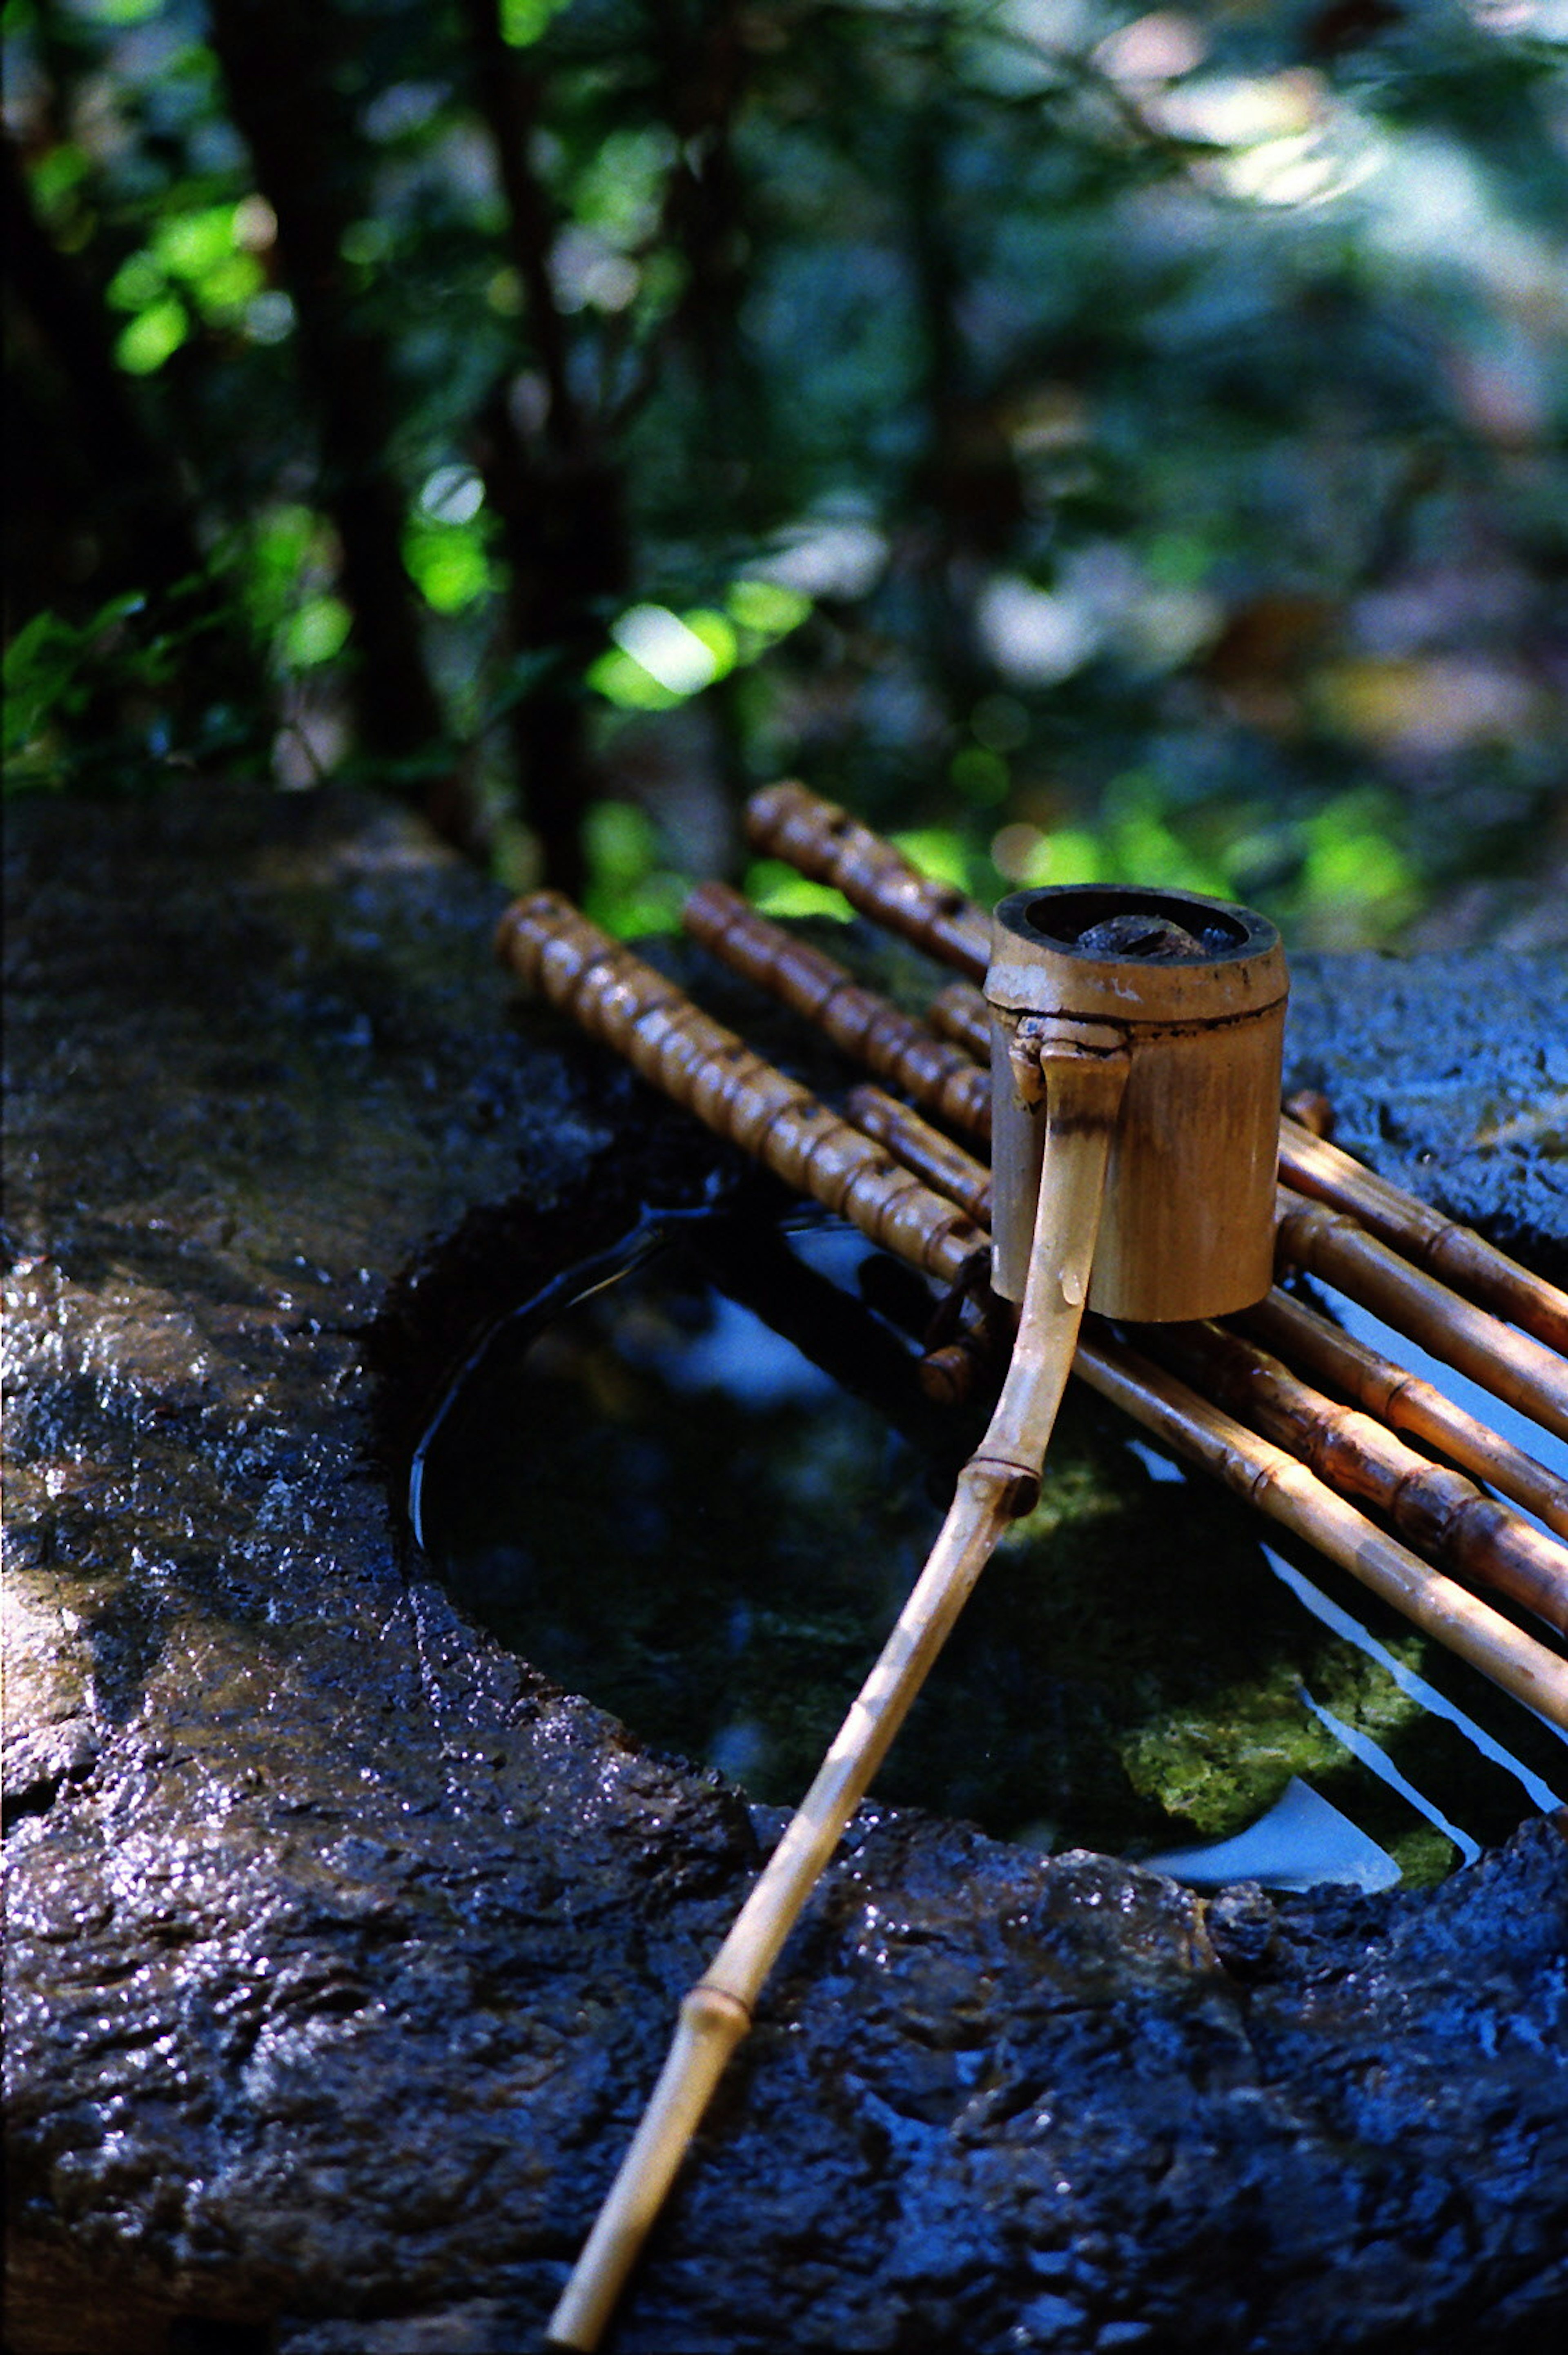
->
xmin=204 ymin=0 xmax=446 ymax=780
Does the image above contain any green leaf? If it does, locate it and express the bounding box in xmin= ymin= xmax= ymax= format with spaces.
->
xmin=31 ymin=142 xmax=90 ymax=212
xmin=744 ymin=860 xmax=853 ymax=921
xmin=726 ymin=578 xmax=813 ymax=639
xmin=72 ymin=0 xmax=169 ymax=24
xmin=499 ymin=0 xmax=569 ymax=48
xmin=586 ymin=646 xmax=684 ymax=711
xmin=107 ymin=251 xmax=167 ymax=312
xmin=192 ymin=250 xmax=263 ymax=317
xmin=281 ymin=595 xmax=352 ymax=669
xmin=404 ymin=523 xmax=491 ymax=613
xmin=3 ymin=593 xmax=150 ymax=782
xmin=582 ymin=800 xmax=688 ymax=936
xmin=889 ymin=828 xmax=971 ymax=891
xmin=114 ymin=296 xmax=189 ymax=374
xmin=153 ymin=204 xmax=240 ymax=282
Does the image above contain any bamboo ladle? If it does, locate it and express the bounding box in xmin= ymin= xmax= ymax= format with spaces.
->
xmin=545 ymin=884 xmax=1289 ymax=2350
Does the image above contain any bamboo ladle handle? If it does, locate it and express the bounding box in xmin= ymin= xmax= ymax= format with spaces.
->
xmin=546 ymin=1025 xmax=1130 ymax=2351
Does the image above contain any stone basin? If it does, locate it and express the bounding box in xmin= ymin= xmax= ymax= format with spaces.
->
xmin=4 ymin=780 xmax=1566 ymax=2354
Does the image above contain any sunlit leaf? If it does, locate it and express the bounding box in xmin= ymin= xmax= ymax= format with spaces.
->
xmin=586 ymin=646 xmax=683 ymax=711
xmin=404 ymin=523 xmax=491 ymax=613
xmin=616 ymin=606 xmax=718 ymax=693
xmin=106 ymin=251 xmax=167 ymax=312
xmin=499 ymin=0 xmax=570 ymax=48
xmin=418 ymin=465 xmax=485 ymax=525
xmin=115 ymin=296 xmax=189 ymax=374
xmin=727 ymin=579 xmax=813 ymax=639
xmin=153 ymin=204 xmax=241 ymax=282
xmin=281 ymin=595 xmax=352 ymax=669
xmin=586 ymin=798 xmax=658 ymax=889
xmin=71 ymin=0 xmax=168 ymax=24
xmin=582 ymin=800 xmax=688 ymax=936
xmin=744 ymin=859 xmax=853 ymax=921
xmin=194 ymin=252 xmax=264 ymax=316
xmin=1020 ymin=827 xmax=1103 ymax=888
xmin=890 ymin=829 xmax=971 ymax=891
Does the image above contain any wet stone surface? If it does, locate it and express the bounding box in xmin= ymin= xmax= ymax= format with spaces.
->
xmin=4 ymin=779 xmax=1566 ymax=2355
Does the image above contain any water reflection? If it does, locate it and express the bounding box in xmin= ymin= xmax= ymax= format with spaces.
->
xmin=1143 ymin=1779 xmax=1399 ymax=1894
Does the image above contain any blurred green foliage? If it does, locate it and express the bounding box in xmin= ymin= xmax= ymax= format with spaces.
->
xmin=4 ymin=0 xmax=1565 ymax=945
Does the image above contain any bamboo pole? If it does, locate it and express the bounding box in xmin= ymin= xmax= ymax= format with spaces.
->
xmin=847 ymin=1081 xmax=993 ymax=1227
xmin=1152 ymin=1320 xmax=1568 ymax=1634
xmin=683 ymin=880 xmax=989 ymax=1136
xmin=495 ymin=893 xmax=985 ymax=1291
xmin=1240 ymin=1288 xmax=1568 ymax=1541
xmin=1276 ymin=1187 xmax=1568 ymax=1446
xmin=1278 ymin=1116 xmax=1568 ymax=1353
xmin=1071 ymin=1331 xmax=1568 ymax=1727
xmin=745 ymin=780 xmax=1568 ymax=1363
xmin=746 ymin=780 xmax=991 ymax=978
xmin=546 ymin=1018 xmax=1131 ymax=2350
xmin=926 ymin=978 xmax=991 ymax=1059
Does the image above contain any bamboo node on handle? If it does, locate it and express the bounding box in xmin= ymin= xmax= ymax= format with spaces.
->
xmin=686 ymin=1982 xmax=753 ymax=2034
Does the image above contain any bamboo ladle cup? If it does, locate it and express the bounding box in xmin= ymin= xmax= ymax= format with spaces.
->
xmin=546 ymin=886 xmax=1288 ymax=2350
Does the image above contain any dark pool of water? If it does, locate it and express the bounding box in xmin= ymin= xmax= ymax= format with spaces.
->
xmin=413 ymin=1211 xmax=1566 ymax=1889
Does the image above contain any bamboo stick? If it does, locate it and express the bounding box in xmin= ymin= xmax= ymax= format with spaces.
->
xmin=1276 ymin=1187 xmax=1568 ymax=1446
xmin=683 ymin=880 xmax=989 ymax=1136
xmin=548 ymin=1021 xmax=1130 ymax=2349
xmin=746 ymin=780 xmax=1568 ymax=1364
xmin=1278 ymin=1116 xmax=1568 ymax=1353
xmin=689 ymin=880 xmax=993 ymax=1142
xmin=926 ymin=979 xmax=991 ymax=1059
xmin=1240 ymin=1288 xmax=1568 ymax=1541
xmin=1152 ymin=1321 xmax=1568 ymax=1634
xmin=847 ymin=1081 xmax=993 ymax=1227
xmin=1071 ymin=1332 xmax=1568 ymax=1727
xmin=746 ymin=780 xmax=991 ymax=978
xmin=495 ymin=893 xmax=984 ymax=1290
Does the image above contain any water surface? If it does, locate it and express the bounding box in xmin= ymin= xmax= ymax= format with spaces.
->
xmin=415 ymin=1212 xmax=1565 ymax=1888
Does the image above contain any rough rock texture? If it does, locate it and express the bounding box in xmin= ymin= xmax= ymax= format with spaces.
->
xmin=4 ymin=780 xmax=1566 ymax=2355
xmin=1284 ymin=955 xmax=1568 ymax=1285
